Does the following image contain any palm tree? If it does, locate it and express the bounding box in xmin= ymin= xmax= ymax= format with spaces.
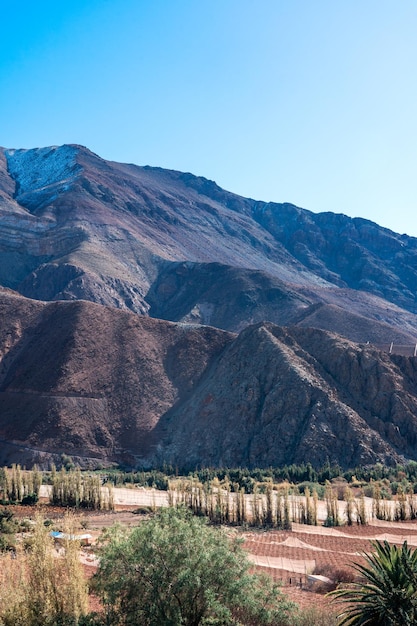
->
xmin=330 ymin=540 xmax=417 ymax=625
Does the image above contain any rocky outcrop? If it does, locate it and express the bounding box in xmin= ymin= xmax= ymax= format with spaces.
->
xmin=155 ymin=323 xmax=417 ymax=469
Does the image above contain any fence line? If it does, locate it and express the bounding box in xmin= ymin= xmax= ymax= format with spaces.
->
xmin=364 ymin=342 xmax=417 ymax=357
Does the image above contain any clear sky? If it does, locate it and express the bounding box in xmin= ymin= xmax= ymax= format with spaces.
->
xmin=1 ymin=1 xmax=417 ymax=236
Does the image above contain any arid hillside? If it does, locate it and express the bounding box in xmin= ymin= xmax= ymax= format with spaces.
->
xmin=0 ymin=289 xmax=232 ymax=467
xmin=2 ymin=145 xmax=417 ymax=342
xmin=2 ymin=145 xmax=417 ymax=470
xmin=1 ymin=289 xmax=417 ymax=469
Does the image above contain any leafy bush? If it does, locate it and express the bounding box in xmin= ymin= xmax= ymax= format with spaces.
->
xmin=0 ymin=533 xmax=16 ymax=552
xmin=93 ymin=506 xmax=295 ymax=625
xmin=21 ymin=493 xmax=39 ymax=505
xmin=297 ymin=481 xmax=325 ymax=499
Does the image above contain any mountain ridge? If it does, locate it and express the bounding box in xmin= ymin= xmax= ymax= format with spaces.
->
xmin=1 ymin=289 xmax=417 ymax=470
xmin=1 ymin=144 xmax=417 ymax=343
xmin=1 ymin=144 xmax=417 ymax=469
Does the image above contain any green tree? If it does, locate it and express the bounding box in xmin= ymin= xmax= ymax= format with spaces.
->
xmin=331 ymin=540 xmax=417 ymax=625
xmin=93 ymin=506 xmax=294 ymax=626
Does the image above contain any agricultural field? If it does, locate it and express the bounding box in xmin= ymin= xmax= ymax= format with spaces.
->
xmin=22 ymin=484 xmax=417 ymax=611
xmin=4 ymin=463 xmax=417 ymax=615
xmin=242 ymin=520 xmax=417 ymax=609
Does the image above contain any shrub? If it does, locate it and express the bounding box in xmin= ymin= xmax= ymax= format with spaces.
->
xmin=21 ymin=493 xmax=39 ymax=505
xmin=294 ymin=606 xmax=338 ymax=625
xmin=0 ymin=513 xmax=88 ymax=625
xmin=93 ymin=506 xmax=295 ymax=625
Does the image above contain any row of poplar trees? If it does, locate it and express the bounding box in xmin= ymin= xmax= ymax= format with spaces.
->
xmin=0 ymin=465 xmax=114 ymax=510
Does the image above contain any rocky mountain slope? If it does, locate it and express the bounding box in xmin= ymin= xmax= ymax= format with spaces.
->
xmin=1 ymin=288 xmax=417 ymax=470
xmin=1 ymin=145 xmax=417 ymax=343
xmin=0 ymin=289 xmax=231 ymax=467
xmin=1 ymin=144 xmax=417 ymax=470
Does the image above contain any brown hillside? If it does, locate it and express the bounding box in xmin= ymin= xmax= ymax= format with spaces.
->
xmin=2 ymin=145 xmax=417 ymax=343
xmin=1 ymin=290 xmax=417 ymax=469
xmin=0 ymin=290 xmax=232 ymax=467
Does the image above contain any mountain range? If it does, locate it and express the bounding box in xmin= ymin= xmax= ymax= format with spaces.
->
xmin=1 ymin=144 xmax=417 ymax=469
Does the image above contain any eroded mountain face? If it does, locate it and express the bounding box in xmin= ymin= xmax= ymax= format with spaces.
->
xmin=1 ymin=290 xmax=417 ymax=469
xmin=1 ymin=144 xmax=417 ymax=342
xmin=1 ymin=145 xmax=417 ymax=469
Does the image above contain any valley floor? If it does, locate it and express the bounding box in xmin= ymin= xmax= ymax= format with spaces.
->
xmin=28 ymin=486 xmax=417 ymax=611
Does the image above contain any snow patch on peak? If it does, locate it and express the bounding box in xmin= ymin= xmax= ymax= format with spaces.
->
xmin=5 ymin=145 xmax=82 ymax=196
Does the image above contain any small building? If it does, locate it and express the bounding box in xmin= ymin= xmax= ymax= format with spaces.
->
xmin=50 ymin=531 xmax=92 ymax=546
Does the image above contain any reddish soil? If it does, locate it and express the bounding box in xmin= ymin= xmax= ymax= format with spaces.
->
xmin=8 ymin=502 xmax=417 ymax=612
xmin=241 ymin=520 xmax=417 ymax=610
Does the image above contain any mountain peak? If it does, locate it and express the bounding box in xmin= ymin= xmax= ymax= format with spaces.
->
xmin=5 ymin=145 xmax=82 ymax=197
xmin=1 ymin=143 xmax=417 ymax=336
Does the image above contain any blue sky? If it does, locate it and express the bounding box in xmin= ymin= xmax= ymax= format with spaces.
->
xmin=1 ymin=1 xmax=417 ymax=236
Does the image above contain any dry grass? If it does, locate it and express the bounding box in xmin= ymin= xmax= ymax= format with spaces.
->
xmin=0 ymin=513 xmax=88 ymax=626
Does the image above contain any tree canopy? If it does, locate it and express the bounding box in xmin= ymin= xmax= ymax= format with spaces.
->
xmin=93 ymin=506 xmax=295 ymax=626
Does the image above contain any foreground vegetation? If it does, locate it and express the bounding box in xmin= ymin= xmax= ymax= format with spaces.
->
xmin=94 ymin=506 xmax=296 ymax=625
xmin=331 ymin=540 xmax=417 ymax=625
xmin=0 ymin=513 xmax=87 ymax=626
xmin=2 ymin=500 xmax=416 ymax=625
xmin=0 ymin=507 xmax=340 ymax=626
